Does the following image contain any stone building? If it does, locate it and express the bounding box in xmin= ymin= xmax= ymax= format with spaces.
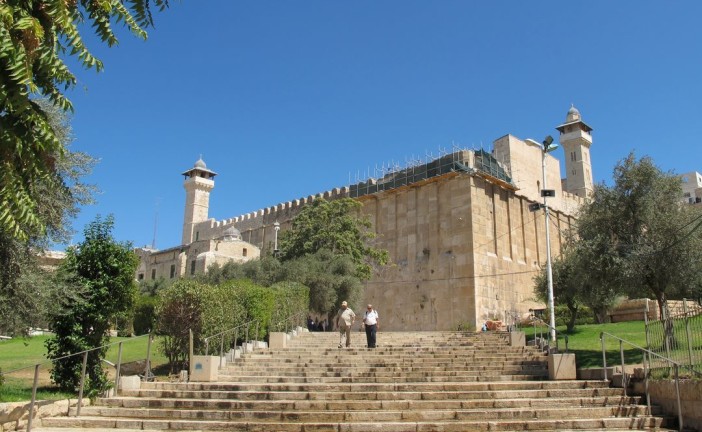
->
xmin=680 ymin=171 xmax=702 ymax=204
xmin=138 ymin=106 xmax=594 ymax=331
xmin=134 ymin=161 xmax=260 ymax=282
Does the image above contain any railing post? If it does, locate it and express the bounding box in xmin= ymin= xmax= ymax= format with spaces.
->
xmin=619 ymin=340 xmax=627 ymax=397
xmin=254 ymin=322 xmax=259 ymax=352
xmin=601 ymin=333 xmax=608 ymax=382
xmin=682 ymin=299 xmax=693 ymax=368
xmin=674 ymin=364 xmax=683 ymax=431
xmin=114 ymin=342 xmax=123 ymax=396
xmin=643 ymin=351 xmax=651 ymax=416
xmin=235 ymin=328 xmax=239 ymax=352
xmin=220 ymin=335 xmax=224 ymax=368
xmin=144 ymin=332 xmax=153 ymax=381
xmin=245 ymin=323 xmax=250 ymax=351
xmin=76 ymin=351 xmax=88 ymax=416
xmin=204 ymin=338 xmax=210 ymax=355
xmin=26 ymin=364 xmax=40 ymax=432
xmin=189 ymin=329 xmax=193 ymax=381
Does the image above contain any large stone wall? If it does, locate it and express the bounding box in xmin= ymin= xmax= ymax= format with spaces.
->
xmin=218 ymin=168 xmax=574 ymax=331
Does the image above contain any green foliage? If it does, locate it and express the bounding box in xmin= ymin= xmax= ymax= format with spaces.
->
xmin=157 ymin=279 xmax=205 ymax=373
xmin=158 ymin=275 xmax=309 ymax=370
xmin=279 ymin=198 xmax=388 ymax=280
xmin=282 ymin=249 xmax=363 ymax=315
xmin=575 ymin=153 xmax=702 ymax=314
xmin=0 ymin=99 xmax=96 ymax=337
xmin=553 ymin=304 xmax=595 ymax=327
xmin=133 ymin=295 xmax=160 ymax=336
xmin=203 ymin=256 xmax=283 ymax=287
xmin=139 ymin=276 xmax=171 ymax=296
xmin=0 ymin=1 xmax=168 ymax=240
xmin=269 ymin=281 xmax=310 ymax=331
xmin=45 ymin=216 xmax=139 ymax=394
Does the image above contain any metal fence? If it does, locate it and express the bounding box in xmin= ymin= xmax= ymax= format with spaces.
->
xmin=644 ymin=298 xmax=702 ymax=377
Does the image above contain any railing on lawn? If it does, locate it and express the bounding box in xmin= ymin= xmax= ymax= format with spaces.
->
xmin=529 ymin=317 xmax=569 ymax=354
xmin=600 ymin=331 xmax=702 ymax=432
xmin=644 ymin=298 xmax=702 ymax=376
xmin=0 ymin=332 xmax=154 ymax=432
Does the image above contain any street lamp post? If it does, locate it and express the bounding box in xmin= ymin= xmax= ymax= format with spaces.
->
xmin=273 ymin=221 xmax=280 ymax=257
xmin=527 ymin=136 xmax=558 ymax=343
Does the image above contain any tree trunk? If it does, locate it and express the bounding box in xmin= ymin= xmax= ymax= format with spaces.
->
xmin=567 ymin=302 xmax=578 ymax=333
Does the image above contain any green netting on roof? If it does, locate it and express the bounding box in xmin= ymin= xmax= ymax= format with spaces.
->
xmin=348 ymin=150 xmax=512 ymax=198
xmin=474 ymin=149 xmax=512 ymax=184
xmin=349 ymin=152 xmax=469 ymax=198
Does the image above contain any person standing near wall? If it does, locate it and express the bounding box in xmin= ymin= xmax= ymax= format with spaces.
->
xmin=335 ymin=301 xmax=356 ymax=348
xmin=362 ymin=304 xmax=379 ymax=348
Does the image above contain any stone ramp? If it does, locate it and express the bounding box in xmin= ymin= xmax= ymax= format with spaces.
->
xmin=36 ymin=331 xmax=678 ymax=431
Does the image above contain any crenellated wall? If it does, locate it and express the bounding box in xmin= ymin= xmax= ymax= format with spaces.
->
xmin=180 ymin=147 xmax=579 ymax=331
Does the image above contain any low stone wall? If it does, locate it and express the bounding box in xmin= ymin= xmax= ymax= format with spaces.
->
xmin=647 ymin=380 xmax=702 ymax=432
xmin=0 ymin=398 xmax=88 ymax=431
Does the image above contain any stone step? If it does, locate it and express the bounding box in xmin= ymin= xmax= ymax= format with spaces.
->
xmin=99 ymin=395 xmax=646 ymax=411
xmin=121 ymin=386 xmax=629 ymax=401
xmin=36 ymin=331 xmax=672 ymax=431
xmin=74 ymin=405 xmax=658 ymax=422
xmin=40 ymin=415 xmax=672 ymax=431
xmin=139 ymin=379 xmax=613 ymax=392
xmin=212 ymin=374 xmax=549 ymax=383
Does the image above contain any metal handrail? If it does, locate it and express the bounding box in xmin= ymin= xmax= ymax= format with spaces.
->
xmin=600 ymin=331 xmax=702 ymax=432
xmin=0 ymin=332 xmax=154 ymax=432
xmin=530 ymin=317 xmax=569 ymax=353
xmin=269 ymin=311 xmax=306 ymax=333
xmin=202 ymin=319 xmax=260 ymax=355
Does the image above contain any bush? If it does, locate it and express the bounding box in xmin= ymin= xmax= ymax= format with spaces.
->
xmin=133 ymin=295 xmax=160 ymax=336
xmin=157 ymin=280 xmax=206 ymax=373
xmin=269 ymin=281 xmax=310 ymax=331
xmin=552 ymin=304 xmax=596 ymax=328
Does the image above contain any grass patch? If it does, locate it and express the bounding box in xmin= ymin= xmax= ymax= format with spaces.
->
xmin=0 ymin=334 xmax=169 ymax=402
xmin=523 ymin=321 xmax=649 ymax=368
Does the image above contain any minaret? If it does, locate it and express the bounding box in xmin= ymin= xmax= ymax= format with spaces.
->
xmin=181 ymin=158 xmax=217 ymax=245
xmin=556 ymin=105 xmax=594 ymax=198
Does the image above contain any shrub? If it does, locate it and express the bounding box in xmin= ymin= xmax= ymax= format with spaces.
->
xmin=133 ymin=295 xmax=160 ymax=336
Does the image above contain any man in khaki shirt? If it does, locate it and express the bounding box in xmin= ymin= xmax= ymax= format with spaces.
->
xmin=335 ymin=300 xmax=356 ymax=348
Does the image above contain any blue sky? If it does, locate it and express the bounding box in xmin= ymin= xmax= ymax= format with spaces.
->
xmin=62 ymin=1 xmax=702 ymax=250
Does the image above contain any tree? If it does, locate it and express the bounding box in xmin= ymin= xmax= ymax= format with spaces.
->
xmin=575 ymin=153 xmax=702 ymax=317
xmin=279 ymin=198 xmax=388 ymax=280
xmin=45 ymin=215 xmax=139 ymax=394
xmin=0 ymin=99 xmax=96 ymax=337
xmin=157 ymin=279 xmax=205 ymax=373
xmin=534 ymin=246 xmax=582 ymax=332
xmin=0 ymin=0 xmax=169 ymax=240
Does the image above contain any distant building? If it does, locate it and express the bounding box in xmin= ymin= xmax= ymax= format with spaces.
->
xmin=138 ymin=106 xmax=594 ymax=330
xmin=36 ymin=250 xmax=66 ymax=271
xmin=134 ymin=161 xmax=260 ymax=282
xmin=680 ymin=171 xmax=702 ymax=204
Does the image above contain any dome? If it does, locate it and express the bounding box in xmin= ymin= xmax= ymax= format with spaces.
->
xmin=566 ymin=105 xmax=581 ymax=122
xmin=194 ymin=158 xmax=207 ymax=169
xmin=221 ymin=226 xmax=242 ymax=241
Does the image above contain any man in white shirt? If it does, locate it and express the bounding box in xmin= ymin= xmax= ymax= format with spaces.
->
xmin=362 ymin=304 xmax=379 ymax=348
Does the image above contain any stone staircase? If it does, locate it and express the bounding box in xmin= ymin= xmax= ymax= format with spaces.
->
xmin=36 ymin=331 xmax=676 ymax=431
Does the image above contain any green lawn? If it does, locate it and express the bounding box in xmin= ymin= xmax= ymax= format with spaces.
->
xmin=0 ymin=334 xmax=168 ymax=402
xmin=524 ymin=321 xmax=649 ymax=368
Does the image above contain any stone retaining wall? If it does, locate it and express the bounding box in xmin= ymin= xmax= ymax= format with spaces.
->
xmin=647 ymin=380 xmax=702 ymax=431
xmin=0 ymin=398 xmax=87 ymax=431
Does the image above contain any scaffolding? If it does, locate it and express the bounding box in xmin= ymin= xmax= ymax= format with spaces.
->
xmin=348 ymin=146 xmax=513 ymax=199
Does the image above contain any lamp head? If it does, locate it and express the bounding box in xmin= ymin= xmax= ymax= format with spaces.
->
xmin=542 ymin=135 xmax=558 ymax=153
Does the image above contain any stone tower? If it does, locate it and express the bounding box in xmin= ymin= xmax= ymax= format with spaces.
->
xmin=182 ymin=158 xmax=217 ymax=245
xmin=556 ymin=105 xmax=594 ymax=198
